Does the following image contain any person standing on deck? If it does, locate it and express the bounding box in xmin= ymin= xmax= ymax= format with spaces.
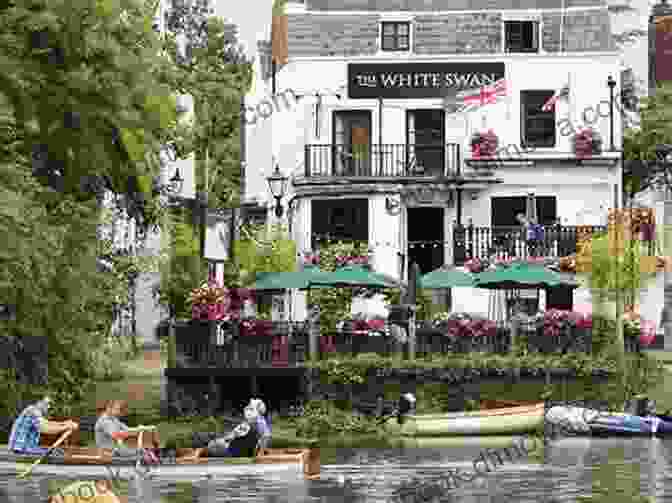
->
xmin=8 ymin=396 xmax=78 ymax=456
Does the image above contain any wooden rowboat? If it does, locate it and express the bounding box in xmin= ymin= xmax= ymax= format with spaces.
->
xmin=385 ymin=402 xmax=545 ymax=437
xmin=0 ymin=447 xmax=320 ymax=479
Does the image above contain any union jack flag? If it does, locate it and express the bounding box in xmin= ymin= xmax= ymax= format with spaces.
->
xmin=542 ymin=83 xmax=570 ymax=112
xmin=457 ymin=79 xmax=508 ymax=112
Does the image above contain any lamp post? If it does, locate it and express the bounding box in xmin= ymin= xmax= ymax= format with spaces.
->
xmin=153 ymin=155 xmax=185 ymax=368
xmin=266 ymin=164 xmax=288 ymax=218
xmin=607 ymin=75 xmax=616 ymax=152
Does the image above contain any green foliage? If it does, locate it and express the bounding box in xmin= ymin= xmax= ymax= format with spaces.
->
xmin=0 ymin=0 xmax=183 ymax=228
xmin=578 ymin=233 xmax=646 ymax=301
xmin=88 ymin=332 xmax=137 ymax=382
xmin=235 ymin=223 xmax=297 ymax=285
xmin=164 ymin=13 xmax=252 ymax=209
xmin=307 ymin=241 xmax=369 ymax=334
xmin=287 ymin=399 xmax=381 ymax=437
xmin=155 ymin=211 xmax=207 ymax=318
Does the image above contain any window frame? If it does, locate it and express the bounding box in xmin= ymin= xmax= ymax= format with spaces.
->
xmin=504 ymin=20 xmax=540 ymax=53
xmin=380 ymin=21 xmax=411 ymax=52
xmin=520 ymin=90 xmax=556 ymax=149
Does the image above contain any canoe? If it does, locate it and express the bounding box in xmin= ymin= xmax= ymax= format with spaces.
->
xmin=385 ymin=403 xmax=545 ymax=436
xmin=0 ymin=447 xmax=320 ymax=479
xmin=547 ymin=406 xmax=672 ymax=436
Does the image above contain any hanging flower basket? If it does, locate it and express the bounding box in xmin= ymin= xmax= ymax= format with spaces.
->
xmin=572 ymin=128 xmax=602 ymax=158
xmin=464 ymin=257 xmax=489 ymax=273
xmin=470 ymin=129 xmax=499 ymax=159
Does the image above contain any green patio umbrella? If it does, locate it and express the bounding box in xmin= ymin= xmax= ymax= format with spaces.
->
xmin=309 ymin=265 xmax=402 ymax=289
xmin=252 ymin=265 xmax=333 ymax=291
xmin=475 ymin=262 xmax=579 ymax=290
xmin=420 ymin=267 xmax=478 ymax=289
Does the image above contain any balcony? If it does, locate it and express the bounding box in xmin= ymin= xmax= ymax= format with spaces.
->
xmin=304 ymin=143 xmax=461 ymax=178
xmin=452 ymin=224 xmax=610 ymax=266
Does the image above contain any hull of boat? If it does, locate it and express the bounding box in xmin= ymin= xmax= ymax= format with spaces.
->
xmin=386 ymin=403 xmax=545 ymax=437
xmin=0 ymin=448 xmax=320 ymax=479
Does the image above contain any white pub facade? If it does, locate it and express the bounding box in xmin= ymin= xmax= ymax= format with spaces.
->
xmin=244 ymin=0 xmax=625 ymax=319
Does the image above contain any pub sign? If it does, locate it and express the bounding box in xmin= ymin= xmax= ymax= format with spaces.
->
xmin=348 ymin=62 xmax=505 ymax=99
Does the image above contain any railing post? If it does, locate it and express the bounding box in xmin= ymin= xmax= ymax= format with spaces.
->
xmin=167 ymin=315 xmax=177 ymax=368
xmin=453 ymin=221 xmax=466 ymax=266
xmin=304 ymin=145 xmax=310 ymax=177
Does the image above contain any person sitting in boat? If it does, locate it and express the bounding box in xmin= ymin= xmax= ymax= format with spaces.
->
xmin=191 ymin=398 xmax=270 ymax=457
xmin=247 ymin=398 xmax=272 ymax=449
xmin=94 ymin=400 xmax=159 ymax=464
xmin=8 ymin=396 xmax=79 ymax=456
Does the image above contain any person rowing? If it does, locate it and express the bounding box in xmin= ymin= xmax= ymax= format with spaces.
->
xmin=8 ymin=396 xmax=79 ymax=457
xmin=191 ymin=397 xmax=271 ymax=457
xmin=94 ymin=400 xmax=160 ymax=465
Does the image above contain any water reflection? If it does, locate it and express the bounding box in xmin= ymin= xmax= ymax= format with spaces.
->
xmin=2 ymin=438 xmax=672 ymax=502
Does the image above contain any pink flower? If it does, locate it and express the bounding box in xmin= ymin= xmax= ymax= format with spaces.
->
xmin=367 ymin=319 xmax=385 ymax=330
xmin=639 ymin=319 xmax=656 ymax=346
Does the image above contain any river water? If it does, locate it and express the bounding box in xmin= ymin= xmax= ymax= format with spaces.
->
xmin=1 ymin=436 xmax=670 ymax=502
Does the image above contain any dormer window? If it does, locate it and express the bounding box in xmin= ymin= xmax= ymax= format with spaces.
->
xmin=381 ymin=22 xmax=410 ymax=51
xmin=505 ymin=20 xmax=539 ymax=53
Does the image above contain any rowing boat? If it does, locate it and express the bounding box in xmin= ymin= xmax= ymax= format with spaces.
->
xmin=384 ymin=402 xmax=545 ymax=436
xmin=0 ymin=447 xmax=320 ymax=479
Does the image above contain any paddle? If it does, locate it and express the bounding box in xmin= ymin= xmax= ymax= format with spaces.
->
xmin=18 ymin=428 xmax=74 ymax=479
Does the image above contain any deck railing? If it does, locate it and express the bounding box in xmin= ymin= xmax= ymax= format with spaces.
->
xmin=304 ymin=143 xmax=461 ymax=178
xmin=170 ymin=320 xmax=641 ymax=368
xmin=452 ymin=224 xmax=611 ymax=266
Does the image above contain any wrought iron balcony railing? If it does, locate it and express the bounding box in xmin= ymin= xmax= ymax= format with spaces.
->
xmin=304 ymin=143 xmax=461 ymax=178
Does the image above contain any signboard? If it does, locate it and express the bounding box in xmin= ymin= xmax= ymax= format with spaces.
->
xmin=348 ymin=62 xmax=505 ymax=99
xmin=204 ymin=210 xmax=233 ymax=261
xmin=657 ymin=18 xmax=672 ymax=81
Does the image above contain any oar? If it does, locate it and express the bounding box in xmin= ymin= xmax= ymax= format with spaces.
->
xmin=135 ymin=430 xmax=144 ymax=471
xmin=18 ymin=428 xmax=74 ymax=478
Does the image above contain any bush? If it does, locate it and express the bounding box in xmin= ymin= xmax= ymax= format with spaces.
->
xmin=88 ymin=332 xmax=136 ymax=381
xmin=287 ymin=399 xmax=380 ymax=437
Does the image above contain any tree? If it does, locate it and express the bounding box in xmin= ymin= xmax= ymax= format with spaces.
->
xmin=0 ymin=0 xmax=184 ymax=400
xmin=623 ymin=81 xmax=672 ymax=348
xmin=162 ymin=5 xmax=252 ymax=209
xmin=0 ymin=0 xmax=182 ymax=230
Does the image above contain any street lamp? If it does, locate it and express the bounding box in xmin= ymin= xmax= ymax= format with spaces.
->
xmin=266 ymin=164 xmax=288 ymax=218
xmin=607 ymin=75 xmax=616 ymax=151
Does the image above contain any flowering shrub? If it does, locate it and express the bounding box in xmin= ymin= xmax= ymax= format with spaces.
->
xmin=572 ymin=128 xmax=602 ymax=158
xmin=470 ymin=129 xmax=499 ymax=159
xmin=443 ymin=312 xmax=497 ymax=338
xmin=623 ymin=308 xmax=656 ymax=346
xmin=464 ymin=257 xmax=489 ymax=273
xmin=189 ymin=280 xmax=255 ymax=321
xmin=240 ymin=318 xmax=274 ymax=336
xmin=302 ymin=252 xmax=371 ymax=268
xmin=338 ymin=313 xmax=386 ymax=335
xmin=541 ymin=309 xmax=578 ymax=337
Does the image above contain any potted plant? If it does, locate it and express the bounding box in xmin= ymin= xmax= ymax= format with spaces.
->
xmin=572 ymin=128 xmax=602 ymax=158
xmin=470 ymin=129 xmax=499 ymax=159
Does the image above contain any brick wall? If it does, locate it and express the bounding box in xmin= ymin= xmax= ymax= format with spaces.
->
xmin=414 ymin=13 xmax=502 ymax=55
xmin=306 ymin=0 xmax=606 ymax=11
xmin=287 ymin=14 xmax=379 ymax=57
xmin=287 ymin=8 xmax=613 ymax=57
xmin=542 ymin=9 xmax=614 ymax=52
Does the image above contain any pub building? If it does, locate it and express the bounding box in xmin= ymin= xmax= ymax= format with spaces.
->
xmin=243 ymin=0 xmax=623 ymax=320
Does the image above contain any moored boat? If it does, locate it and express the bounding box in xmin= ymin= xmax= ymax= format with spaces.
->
xmin=0 ymin=447 xmax=320 ymax=479
xmin=385 ymin=402 xmax=545 ymax=437
xmin=546 ymin=405 xmax=672 ymax=436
